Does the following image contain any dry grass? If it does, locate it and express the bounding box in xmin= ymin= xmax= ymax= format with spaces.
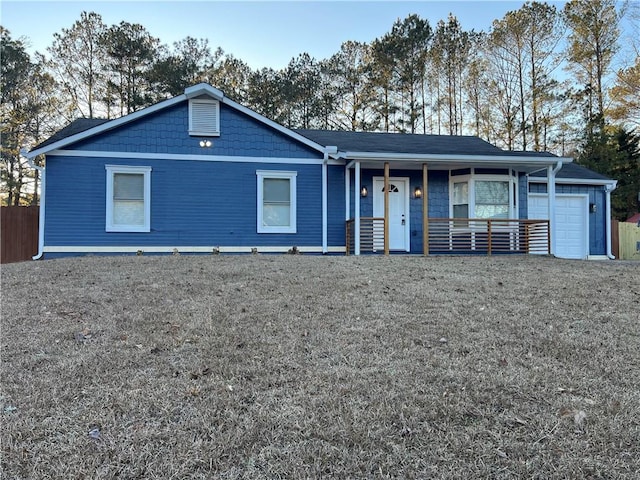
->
xmin=1 ymin=254 xmax=639 ymax=479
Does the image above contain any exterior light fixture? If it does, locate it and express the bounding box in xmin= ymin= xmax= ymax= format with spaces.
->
xmin=360 ymin=186 xmax=368 ymax=198
xmin=199 ymin=139 xmax=212 ymax=148
xmin=414 ymin=186 xmax=423 ymax=199
xmin=589 ymin=203 xmax=597 ymax=213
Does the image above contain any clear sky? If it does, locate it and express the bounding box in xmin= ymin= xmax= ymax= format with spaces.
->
xmin=0 ymin=0 xmax=632 ymax=71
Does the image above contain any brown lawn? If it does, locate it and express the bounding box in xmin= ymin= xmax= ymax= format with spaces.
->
xmin=1 ymin=254 xmax=639 ymax=479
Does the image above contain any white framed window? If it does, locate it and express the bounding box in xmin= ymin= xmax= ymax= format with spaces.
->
xmin=105 ymin=165 xmax=151 ymax=232
xmin=449 ymin=170 xmax=517 ymax=220
xmin=257 ymin=170 xmax=297 ymax=234
xmin=189 ymin=99 xmax=220 ymax=136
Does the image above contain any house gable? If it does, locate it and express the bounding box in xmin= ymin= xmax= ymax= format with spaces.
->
xmin=27 ymin=84 xmax=329 ymax=160
xmin=62 ymin=102 xmax=322 ymax=159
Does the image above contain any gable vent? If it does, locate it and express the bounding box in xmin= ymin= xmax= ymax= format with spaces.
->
xmin=189 ymin=99 xmax=220 ymax=136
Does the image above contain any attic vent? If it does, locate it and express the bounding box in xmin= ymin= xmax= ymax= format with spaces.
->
xmin=189 ymin=99 xmax=220 ymax=136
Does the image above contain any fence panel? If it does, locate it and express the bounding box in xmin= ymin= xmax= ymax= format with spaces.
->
xmin=611 ymin=220 xmax=619 ymax=259
xmin=618 ymin=221 xmax=640 ymax=260
xmin=1 ymin=206 xmax=39 ymax=264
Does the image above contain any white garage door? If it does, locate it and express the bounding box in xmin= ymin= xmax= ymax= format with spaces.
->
xmin=528 ymin=194 xmax=588 ymax=259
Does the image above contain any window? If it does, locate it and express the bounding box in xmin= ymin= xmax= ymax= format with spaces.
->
xmin=106 ymin=165 xmax=151 ymax=232
xmin=452 ymin=181 xmax=469 ymax=218
xmin=189 ymin=99 xmax=220 ymax=136
xmin=474 ymin=180 xmax=509 ymax=219
xmin=449 ymin=170 xmax=516 ymax=220
xmin=257 ymin=170 xmax=297 ymax=233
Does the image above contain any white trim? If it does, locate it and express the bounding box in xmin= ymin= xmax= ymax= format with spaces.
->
xmin=354 ymin=162 xmax=361 ymax=255
xmin=588 ymin=255 xmax=611 ymax=260
xmin=345 ymin=167 xmax=350 ymax=221
xmin=448 ymin=171 xmax=517 ymax=219
xmin=46 ymin=149 xmax=344 ymax=166
xmin=26 ymin=95 xmax=186 ymax=158
xmin=42 ymin=245 xmax=346 ymax=254
xmin=604 ymin=183 xmax=617 ymax=259
xmin=256 ymin=170 xmax=297 ymax=234
xmin=528 ymin=176 xmax=617 ymax=186
xmin=322 ymin=158 xmax=328 ymax=254
xmin=373 ymin=176 xmax=410 ymax=252
xmin=184 ymin=83 xmax=224 ymax=100
xmin=105 ymin=165 xmax=152 ymax=233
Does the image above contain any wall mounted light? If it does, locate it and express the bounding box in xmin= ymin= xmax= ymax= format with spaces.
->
xmin=589 ymin=203 xmax=597 ymax=213
xmin=199 ymin=139 xmax=212 ymax=148
xmin=414 ymin=186 xmax=423 ymax=199
xmin=360 ymin=186 xmax=368 ymax=198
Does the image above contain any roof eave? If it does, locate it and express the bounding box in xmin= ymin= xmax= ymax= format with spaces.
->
xmin=27 ymin=94 xmax=187 ymax=159
xmin=222 ymin=97 xmax=329 ymax=155
xmin=528 ymin=176 xmax=617 ymax=186
xmin=340 ymin=151 xmax=573 ymax=165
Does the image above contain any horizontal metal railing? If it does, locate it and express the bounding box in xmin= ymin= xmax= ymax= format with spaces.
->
xmin=427 ymin=218 xmax=550 ymax=255
xmin=345 ymin=217 xmax=385 ymax=255
xmin=346 ymin=217 xmax=550 ymax=256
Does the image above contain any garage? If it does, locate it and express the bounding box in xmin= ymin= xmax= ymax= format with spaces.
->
xmin=528 ymin=193 xmax=589 ymax=259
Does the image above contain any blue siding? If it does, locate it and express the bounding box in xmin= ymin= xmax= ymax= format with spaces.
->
xmin=327 ymin=165 xmax=346 ymax=246
xmin=528 ymin=181 xmax=608 ymax=255
xmin=518 ymin=173 xmax=528 ymax=219
xmin=70 ymin=103 xmax=319 ymax=158
xmin=45 ymin=156 xmax=343 ymax=249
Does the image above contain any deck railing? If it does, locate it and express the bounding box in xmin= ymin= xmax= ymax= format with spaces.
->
xmin=345 ymin=217 xmax=385 ymax=255
xmin=346 ymin=217 xmax=550 ymax=255
xmin=427 ymin=218 xmax=550 ymax=255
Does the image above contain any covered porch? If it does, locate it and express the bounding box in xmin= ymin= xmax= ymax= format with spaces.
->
xmin=342 ymin=155 xmax=565 ymax=256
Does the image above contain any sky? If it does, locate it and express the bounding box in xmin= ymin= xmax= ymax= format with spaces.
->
xmin=1 ymin=0 xmax=576 ymax=71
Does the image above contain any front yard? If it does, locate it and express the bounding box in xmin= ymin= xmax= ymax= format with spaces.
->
xmin=2 ymin=255 xmax=639 ymax=478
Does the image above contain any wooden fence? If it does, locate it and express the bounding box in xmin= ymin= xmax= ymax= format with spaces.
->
xmin=611 ymin=220 xmax=620 ymax=259
xmin=617 ymin=220 xmax=640 ymax=260
xmin=1 ymin=206 xmax=39 ymax=264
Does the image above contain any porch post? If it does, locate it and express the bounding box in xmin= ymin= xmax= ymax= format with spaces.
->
xmin=423 ymin=163 xmax=429 ymax=256
xmin=547 ymin=164 xmax=556 ymax=256
xmin=355 ymin=161 xmax=361 ymax=256
xmin=345 ymin=167 xmax=350 ymax=220
xmin=384 ymin=162 xmax=390 ymax=255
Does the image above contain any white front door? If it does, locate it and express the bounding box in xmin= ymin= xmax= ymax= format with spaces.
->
xmin=373 ymin=177 xmax=410 ymax=251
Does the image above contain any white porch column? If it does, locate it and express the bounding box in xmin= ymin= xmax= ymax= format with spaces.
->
xmin=322 ymin=160 xmax=328 ymax=254
xmin=547 ymin=164 xmax=557 ymax=256
xmin=345 ymin=167 xmax=350 ymax=221
xmin=355 ymin=161 xmax=361 ymax=256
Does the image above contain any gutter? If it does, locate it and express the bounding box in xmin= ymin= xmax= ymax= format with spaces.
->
xmin=339 ymin=151 xmax=574 ymax=165
xmin=605 ymin=182 xmax=618 ymax=259
xmin=21 ymin=148 xmax=45 ymax=260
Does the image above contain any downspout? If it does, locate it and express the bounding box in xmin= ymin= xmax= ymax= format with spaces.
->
xmin=605 ymin=182 xmax=617 ymax=259
xmin=22 ymin=148 xmax=45 ymax=260
xmin=547 ymin=161 xmax=562 ymax=256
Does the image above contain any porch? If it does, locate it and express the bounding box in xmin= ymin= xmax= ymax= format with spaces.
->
xmin=344 ymin=160 xmax=560 ymax=256
xmin=345 ymin=217 xmax=550 ymax=255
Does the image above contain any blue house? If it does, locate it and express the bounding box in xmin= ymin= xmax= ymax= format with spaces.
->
xmin=26 ymin=83 xmax=617 ymax=260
